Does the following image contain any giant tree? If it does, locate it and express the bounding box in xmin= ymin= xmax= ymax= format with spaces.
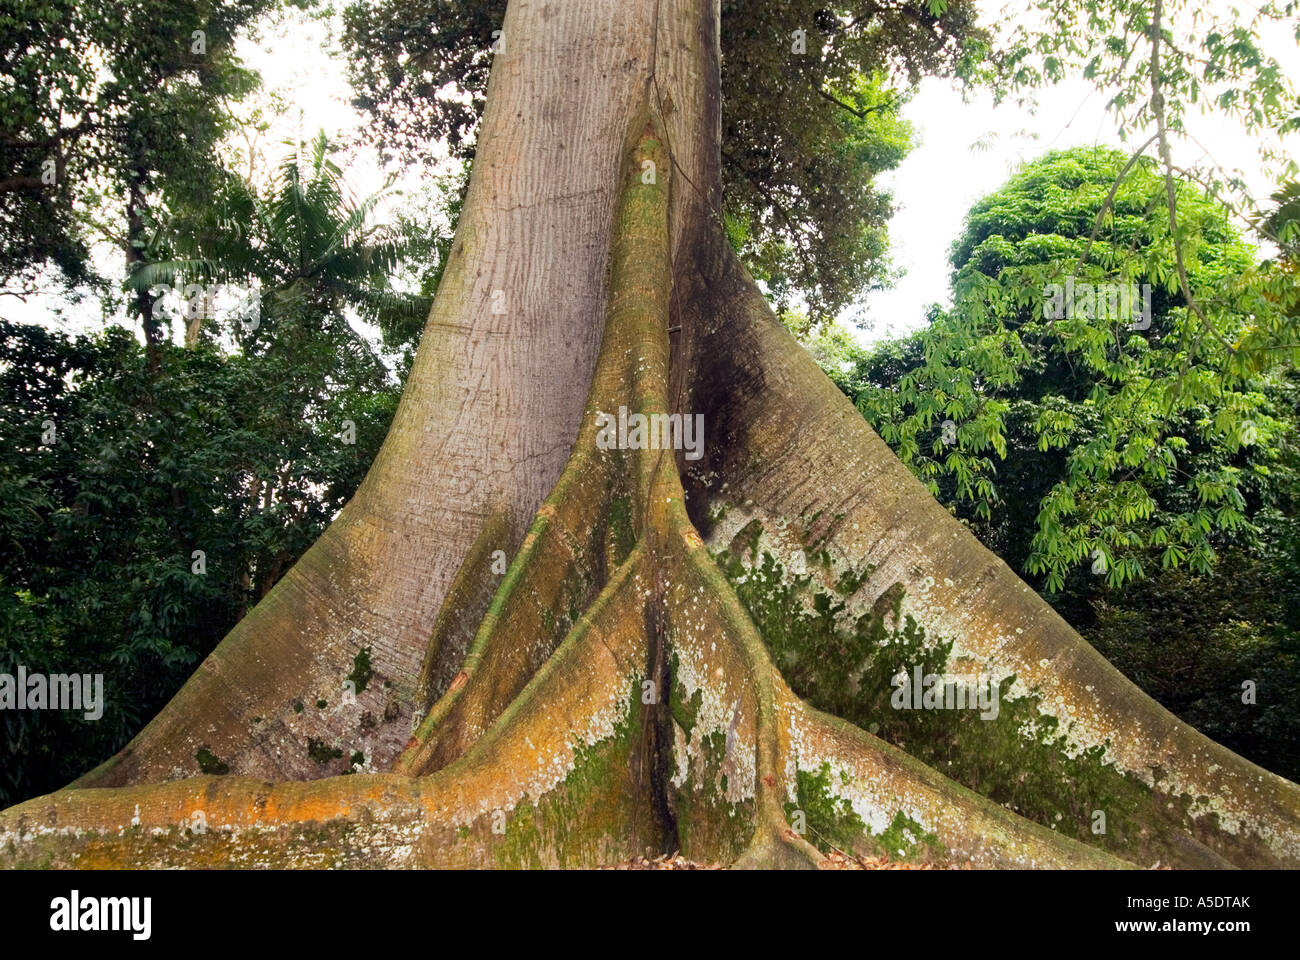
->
xmin=2 ymin=0 xmax=1299 ymax=869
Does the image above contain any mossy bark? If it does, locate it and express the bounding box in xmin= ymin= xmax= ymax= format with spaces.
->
xmin=673 ymin=237 xmax=1300 ymax=867
xmin=4 ymin=0 xmax=1298 ymax=869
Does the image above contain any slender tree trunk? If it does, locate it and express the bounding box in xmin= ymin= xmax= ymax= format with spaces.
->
xmin=125 ymin=168 xmax=163 ymax=375
xmin=3 ymin=0 xmax=1297 ymax=869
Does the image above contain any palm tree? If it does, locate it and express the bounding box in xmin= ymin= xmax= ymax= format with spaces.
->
xmin=123 ymin=132 xmax=440 ymax=614
xmin=127 ymin=130 xmax=435 ymax=358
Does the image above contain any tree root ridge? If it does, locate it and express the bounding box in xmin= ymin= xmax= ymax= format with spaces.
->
xmin=677 ymin=233 xmax=1300 ymax=868
xmin=3 ymin=111 xmax=1292 ymax=870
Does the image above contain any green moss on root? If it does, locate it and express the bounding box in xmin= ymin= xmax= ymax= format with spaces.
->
xmin=713 ymin=540 xmax=1209 ymax=864
xmin=784 ymin=761 xmax=944 ymax=861
xmin=348 ymin=647 xmax=374 ymax=694
xmin=785 ymin=762 xmax=866 ymax=854
xmin=491 ymin=693 xmax=666 ymax=868
xmin=608 ymin=494 xmax=636 ymax=568
xmin=307 ymin=739 xmax=344 ymax=765
xmin=670 ymin=726 xmax=755 ymax=863
xmin=664 ymin=651 xmax=755 ymax=863
xmin=194 ymin=747 xmax=229 ymax=776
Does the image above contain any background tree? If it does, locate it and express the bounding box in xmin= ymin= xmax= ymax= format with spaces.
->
xmin=0 ymin=0 xmax=273 ymax=361
xmin=823 ymin=147 xmax=1300 ymax=781
xmin=856 ymin=147 xmax=1287 ymax=591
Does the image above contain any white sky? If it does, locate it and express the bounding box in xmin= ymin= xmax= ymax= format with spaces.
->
xmin=859 ymin=77 xmax=1297 ymax=344
xmin=851 ymin=0 xmax=1300 ymax=343
xmin=7 ymin=0 xmax=1298 ymax=350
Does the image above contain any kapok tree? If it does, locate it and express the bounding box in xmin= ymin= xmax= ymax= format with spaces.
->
xmin=2 ymin=0 xmax=1298 ymax=869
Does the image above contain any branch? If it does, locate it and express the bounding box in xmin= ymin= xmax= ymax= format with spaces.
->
xmin=0 ymin=176 xmax=48 ymax=194
xmin=1068 ymin=132 xmax=1158 ymax=281
xmin=0 ymin=118 xmax=93 ymax=150
xmin=720 ymin=148 xmax=820 ymax=295
xmin=816 ymin=87 xmax=897 ymax=120
xmin=1149 ymin=0 xmax=1236 ymax=358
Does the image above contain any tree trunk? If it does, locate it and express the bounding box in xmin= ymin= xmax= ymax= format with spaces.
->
xmin=126 ymin=166 xmax=163 ymax=375
xmin=3 ymin=0 xmax=1297 ymax=869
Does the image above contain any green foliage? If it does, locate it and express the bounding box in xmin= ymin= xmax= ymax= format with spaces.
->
xmin=991 ymin=0 xmax=1300 ymax=376
xmin=723 ymin=69 xmax=915 ymax=318
xmin=0 ymin=307 xmax=399 ymax=805
xmin=341 ymin=0 xmax=504 ymax=162
xmin=0 ymin=118 xmax=433 ymax=807
xmin=997 ymin=0 xmax=1299 ymax=161
xmin=0 ymin=0 xmax=272 ymax=288
xmin=1258 ymin=179 xmax=1300 ymax=264
xmin=1083 ymin=545 xmax=1300 ymax=780
xmin=854 ymin=147 xmax=1293 ymax=592
xmin=132 ymin=131 xmax=436 ymax=361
